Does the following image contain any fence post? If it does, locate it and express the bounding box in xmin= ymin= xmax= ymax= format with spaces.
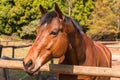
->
xmin=6 ymin=41 xmax=8 ymax=46
xmin=12 ymin=47 xmax=15 ymax=58
xmin=2 ymin=57 xmax=11 ymax=80
xmin=0 ymin=44 xmax=3 ymax=58
xmin=3 ymin=69 xmax=10 ymax=80
xmin=51 ymin=59 xmax=54 ymax=64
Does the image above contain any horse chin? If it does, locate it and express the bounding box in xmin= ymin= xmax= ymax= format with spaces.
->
xmin=25 ymin=60 xmax=42 ymax=75
xmin=26 ymin=66 xmax=41 ymax=76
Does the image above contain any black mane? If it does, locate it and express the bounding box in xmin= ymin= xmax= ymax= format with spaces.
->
xmin=39 ymin=11 xmax=57 ymax=26
xmin=64 ymin=16 xmax=83 ymax=33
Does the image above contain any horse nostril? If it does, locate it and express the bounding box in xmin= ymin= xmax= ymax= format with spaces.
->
xmin=25 ymin=59 xmax=33 ymax=68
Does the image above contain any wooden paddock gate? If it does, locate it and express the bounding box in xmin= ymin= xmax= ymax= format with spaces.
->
xmin=0 ymin=59 xmax=120 ymax=78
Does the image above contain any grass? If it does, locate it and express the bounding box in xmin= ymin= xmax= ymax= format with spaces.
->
xmin=0 ymin=69 xmax=42 ymax=80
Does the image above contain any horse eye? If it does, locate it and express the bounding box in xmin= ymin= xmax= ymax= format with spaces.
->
xmin=50 ymin=31 xmax=57 ymax=35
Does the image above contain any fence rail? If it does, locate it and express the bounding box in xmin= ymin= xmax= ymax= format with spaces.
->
xmin=1 ymin=44 xmax=32 ymax=48
xmin=0 ymin=59 xmax=120 ymax=78
xmin=0 ymin=44 xmax=32 ymax=58
xmin=0 ymin=41 xmax=120 ymax=79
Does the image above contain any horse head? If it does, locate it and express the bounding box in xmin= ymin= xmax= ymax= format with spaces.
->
xmin=23 ymin=3 xmax=72 ymax=75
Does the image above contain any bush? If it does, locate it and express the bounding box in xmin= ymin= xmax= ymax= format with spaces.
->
xmin=87 ymin=25 xmax=117 ymax=41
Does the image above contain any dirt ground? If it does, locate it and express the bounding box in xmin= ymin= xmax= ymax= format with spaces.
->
xmin=0 ymin=40 xmax=120 ymax=80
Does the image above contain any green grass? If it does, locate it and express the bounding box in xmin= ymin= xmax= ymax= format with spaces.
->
xmin=0 ymin=69 xmax=42 ymax=80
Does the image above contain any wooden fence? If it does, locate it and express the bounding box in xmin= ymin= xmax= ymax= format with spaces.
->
xmin=0 ymin=40 xmax=22 ymax=46
xmin=0 ymin=40 xmax=119 ymax=57
xmin=0 ymin=44 xmax=32 ymax=58
xmin=0 ymin=43 xmax=32 ymax=80
xmin=0 ymin=43 xmax=54 ymax=80
xmin=0 ymin=59 xmax=120 ymax=78
xmin=0 ymin=40 xmax=120 ymax=79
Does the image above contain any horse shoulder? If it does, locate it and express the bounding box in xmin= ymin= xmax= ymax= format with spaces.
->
xmin=94 ymin=42 xmax=111 ymax=67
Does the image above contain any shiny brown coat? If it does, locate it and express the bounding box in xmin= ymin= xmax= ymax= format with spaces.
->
xmin=23 ymin=3 xmax=111 ymax=80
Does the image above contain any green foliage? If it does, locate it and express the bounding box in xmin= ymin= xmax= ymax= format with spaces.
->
xmin=19 ymin=20 xmax=39 ymax=38
xmin=86 ymin=0 xmax=119 ymax=40
xmin=0 ymin=0 xmax=41 ymax=35
xmin=0 ymin=0 xmax=93 ymax=39
xmin=0 ymin=0 xmax=12 ymax=34
xmin=71 ymin=0 xmax=93 ymax=25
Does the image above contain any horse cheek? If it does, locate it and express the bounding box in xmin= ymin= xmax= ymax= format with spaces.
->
xmin=52 ymin=33 xmax=68 ymax=57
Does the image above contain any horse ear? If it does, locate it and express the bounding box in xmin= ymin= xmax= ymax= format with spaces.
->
xmin=54 ymin=3 xmax=63 ymax=20
xmin=39 ymin=5 xmax=47 ymax=15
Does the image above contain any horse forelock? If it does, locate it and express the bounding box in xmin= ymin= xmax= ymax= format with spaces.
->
xmin=39 ymin=11 xmax=57 ymax=27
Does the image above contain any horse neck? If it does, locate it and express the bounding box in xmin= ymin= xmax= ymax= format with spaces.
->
xmin=64 ymin=30 xmax=87 ymax=65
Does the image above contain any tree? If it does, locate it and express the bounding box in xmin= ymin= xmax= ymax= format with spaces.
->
xmin=71 ymin=0 xmax=93 ymax=26
xmin=109 ymin=0 xmax=120 ymax=39
xmin=0 ymin=0 xmax=93 ymax=39
xmin=86 ymin=0 xmax=118 ymax=40
xmin=0 ymin=0 xmax=13 ymax=34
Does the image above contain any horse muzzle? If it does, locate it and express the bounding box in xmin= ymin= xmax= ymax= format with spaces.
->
xmin=23 ymin=59 xmax=40 ymax=75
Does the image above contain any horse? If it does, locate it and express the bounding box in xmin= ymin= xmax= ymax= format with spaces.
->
xmin=23 ymin=3 xmax=111 ymax=80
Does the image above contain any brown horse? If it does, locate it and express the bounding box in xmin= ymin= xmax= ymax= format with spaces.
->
xmin=23 ymin=3 xmax=111 ymax=80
